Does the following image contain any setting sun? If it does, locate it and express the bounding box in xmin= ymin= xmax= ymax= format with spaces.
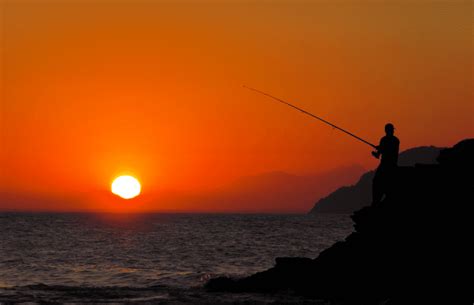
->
xmin=111 ymin=176 xmax=141 ymax=199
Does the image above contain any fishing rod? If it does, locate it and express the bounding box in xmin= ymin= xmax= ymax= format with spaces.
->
xmin=243 ymin=85 xmax=377 ymax=149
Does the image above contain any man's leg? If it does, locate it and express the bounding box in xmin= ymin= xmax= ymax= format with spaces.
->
xmin=372 ymin=168 xmax=383 ymax=205
xmin=385 ymin=166 xmax=398 ymax=197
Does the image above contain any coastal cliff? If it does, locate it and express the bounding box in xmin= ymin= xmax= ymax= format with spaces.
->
xmin=207 ymin=139 xmax=473 ymax=304
xmin=309 ymin=146 xmax=442 ymax=214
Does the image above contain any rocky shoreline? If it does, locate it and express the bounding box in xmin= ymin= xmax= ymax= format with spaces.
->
xmin=206 ymin=139 xmax=473 ymax=304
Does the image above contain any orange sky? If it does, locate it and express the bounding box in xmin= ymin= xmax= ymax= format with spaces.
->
xmin=0 ymin=0 xmax=472 ymax=212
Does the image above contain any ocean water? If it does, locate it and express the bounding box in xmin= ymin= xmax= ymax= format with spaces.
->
xmin=0 ymin=213 xmax=353 ymax=304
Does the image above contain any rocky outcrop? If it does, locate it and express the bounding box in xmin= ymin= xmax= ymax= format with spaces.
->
xmin=309 ymin=146 xmax=443 ymax=214
xmin=206 ymin=139 xmax=473 ymax=304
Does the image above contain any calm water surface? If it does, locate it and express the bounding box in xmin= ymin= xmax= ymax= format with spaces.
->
xmin=0 ymin=213 xmax=353 ymax=303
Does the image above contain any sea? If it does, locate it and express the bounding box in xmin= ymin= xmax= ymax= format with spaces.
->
xmin=0 ymin=213 xmax=353 ymax=304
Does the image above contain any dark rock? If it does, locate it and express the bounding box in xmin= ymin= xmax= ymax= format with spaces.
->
xmin=206 ymin=139 xmax=474 ymax=304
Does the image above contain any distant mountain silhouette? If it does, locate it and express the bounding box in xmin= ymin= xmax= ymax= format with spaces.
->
xmin=309 ymin=145 xmax=443 ymax=214
xmin=201 ymin=165 xmax=365 ymax=212
xmin=0 ymin=192 xmax=82 ymax=212
xmin=206 ymin=138 xmax=473 ymax=304
xmin=0 ymin=166 xmax=365 ymax=213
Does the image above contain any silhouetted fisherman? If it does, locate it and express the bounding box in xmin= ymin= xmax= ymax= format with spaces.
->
xmin=372 ymin=123 xmax=400 ymax=204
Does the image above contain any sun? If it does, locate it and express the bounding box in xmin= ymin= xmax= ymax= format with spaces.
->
xmin=111 ymin=175 xmax=141 ymax=199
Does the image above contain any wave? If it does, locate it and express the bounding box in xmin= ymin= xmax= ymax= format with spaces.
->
xmin=1 ymin=283 xmax=173 ymax=303
xmin=0 ymin=283 xmax=319 ymax=304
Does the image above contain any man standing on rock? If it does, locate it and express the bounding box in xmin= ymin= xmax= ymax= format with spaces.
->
xmin=371 ymin=123 xmax=400 ymax=204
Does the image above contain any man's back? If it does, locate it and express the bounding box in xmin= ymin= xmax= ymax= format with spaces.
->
xmin=379 ymin=135 xmax=400 ymax=167
xmin=372 ymin=123 xmax=399 ymax=204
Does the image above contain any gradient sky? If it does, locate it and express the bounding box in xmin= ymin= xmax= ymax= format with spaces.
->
xmin=0 ymin=0 xmax=472 ymax=212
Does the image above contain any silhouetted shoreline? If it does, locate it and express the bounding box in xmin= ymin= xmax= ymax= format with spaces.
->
xmin=206 ymin=139 xmax=474 ymax=304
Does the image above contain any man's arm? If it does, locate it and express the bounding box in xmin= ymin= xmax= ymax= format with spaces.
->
xmin=371 ymin=138 xmax=383 ymax=159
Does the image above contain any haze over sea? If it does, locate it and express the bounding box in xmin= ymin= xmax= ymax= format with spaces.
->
xmin=0 ymin=213 xmax=352 ymax=303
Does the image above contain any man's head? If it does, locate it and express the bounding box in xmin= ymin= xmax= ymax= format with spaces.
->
xmin=385 ymin=123 xmax=395 ymax=135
